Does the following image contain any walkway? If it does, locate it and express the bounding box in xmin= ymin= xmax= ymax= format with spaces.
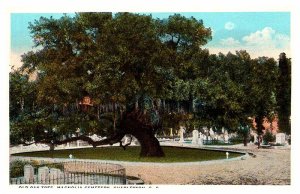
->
xmin=10 ymin=143 xmax=290 ymax=185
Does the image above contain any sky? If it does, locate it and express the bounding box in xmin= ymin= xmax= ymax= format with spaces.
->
xmin=10 ymin=12 xmax=290 ymax=69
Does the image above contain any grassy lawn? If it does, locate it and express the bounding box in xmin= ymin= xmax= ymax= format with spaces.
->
xmin=12 ymin=146 xmax=243 ymax=163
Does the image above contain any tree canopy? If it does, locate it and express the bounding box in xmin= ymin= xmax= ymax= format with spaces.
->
xmin=10 ymin=12 xmax=290 ymax=156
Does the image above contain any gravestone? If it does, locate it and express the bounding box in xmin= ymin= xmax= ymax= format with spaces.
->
xmin=38 ymin=166 xmax=49 ymax=184
xmin=132 ymin=136 xmax=140 ymax=145
xmin=62 ymin=135 xmax=70 ymax=147
xmin=276 ymin=133 xmax=286 ymax=144
xmin=24 ymin=164 xmax=34 ymax=184
xmin=209 ymin=128 xmax=215 ymax=138
xmin=253 ymin=133 xmax=258 ymax=143
xmin=224 ymin=130 xmax=229 ymax=143
xmin=192 ymin=130 xmax=199 ymax=144
xmin=90 ymin=134 xmax=102 ymax=141
xmin=170 ymin=128 xmax=173 ymax=137
xmin=179 ymin=126 xmax=185 ymax=143
xmin=122 ymin=135 xmax=131 ymax=145
xmin=198 ymin=133 xmax=203 ymax=145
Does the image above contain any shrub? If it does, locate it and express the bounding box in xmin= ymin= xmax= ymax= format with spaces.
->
xmin=262 ymin=130 xmax=275 ymax=145
xmin=228 ymin=136 xmax=244 ymax=144
xmin=46 ymin=163 xmax=64 ymax=171
xmin=10 ymin=160 xmax=31 ymax=178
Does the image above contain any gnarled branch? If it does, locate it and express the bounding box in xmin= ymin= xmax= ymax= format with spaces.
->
xmin=22 ymin=132 xmax=126 ymax=149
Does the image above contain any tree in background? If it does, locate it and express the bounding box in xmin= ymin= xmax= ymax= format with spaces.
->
xmin=9 ymin=71 xmax=38 ymax=145
xmin=248 ymin=57 xmax=278 ymax=147
xmin=276 ymin=52 xmax=291 ymax=135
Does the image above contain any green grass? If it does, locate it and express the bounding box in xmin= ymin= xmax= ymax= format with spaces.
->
xmin=12 ymin=146 xmax=243 ymax=163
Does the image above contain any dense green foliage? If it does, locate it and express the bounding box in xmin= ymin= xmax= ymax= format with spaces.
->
xmin=262 ymin=130 xmax=276 ymax=145
xmin=10 ymin=12 xmax=291 ymax=150
xmin=10 ymin=160 xmax=32 ymax=178
xmin=12 ymin=147 xmax=243 ymax=162
xmin=276 ymin=53 xmax=291 ymax=134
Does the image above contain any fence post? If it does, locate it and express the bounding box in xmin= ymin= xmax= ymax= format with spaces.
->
xmin=49 ymin=168 xmax=60 ymax=184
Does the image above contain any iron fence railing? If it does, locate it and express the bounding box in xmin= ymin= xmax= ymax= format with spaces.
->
xmin=10 ymin=161 xmax=126 ymax=185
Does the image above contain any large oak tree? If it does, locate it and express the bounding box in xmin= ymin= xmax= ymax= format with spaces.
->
xmin=13 ymin=13 xmax=212 ymax=157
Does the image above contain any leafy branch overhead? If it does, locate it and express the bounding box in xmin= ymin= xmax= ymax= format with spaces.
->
xmin=10 ymin=12 xmax=290 ymax=156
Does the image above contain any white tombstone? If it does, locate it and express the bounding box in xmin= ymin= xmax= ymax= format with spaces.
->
xmin=179 ymin=126 xmax=185 ymax=143
xmin=209 ymin=128 xmax=215 ymax=137
xmin=38 ymin=166 xmax=49 ymax=184
xmin=131 ymin=137 xmax=140 ymax=146
xmin=224 ymin=130 xmax=229 ymax=143
xmin=192 ymin=130 xmax=199 ymax=144
xmin=253 ymin=133 xmax=258 ymax=143
xmin=198 ymin=134 xmax=203 ymax=146
xmin=125 ymin=136 xmax=130 ymax=144
xmin=170 ymin=128 xmax=173 ymax=137
xmin=69 ymin=154 xmax=73 ymax=159
xmin=201 ymin=132 xmax=206 ymax=139
xmin=24 ymin=164 xmax=34 ymax=184
xmin=90 ymin=134 xmax=101 ymax=141
xmin=122 ymin=135 xmax=131 ymax=145
xmin=276 ymin=133 xmax=286 ymax=144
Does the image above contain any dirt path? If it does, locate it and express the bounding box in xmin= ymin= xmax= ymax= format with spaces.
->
xmin=124 ymin=145 xmax=290 ymax=185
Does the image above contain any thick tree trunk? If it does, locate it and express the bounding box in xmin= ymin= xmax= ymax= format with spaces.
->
xmin=130 ymin=129 xmax=165 ymax=157
xmin=35 ymin=109 xmax=165 ymax=157
xmin=120 ymin=110 xmax=165 ymax=157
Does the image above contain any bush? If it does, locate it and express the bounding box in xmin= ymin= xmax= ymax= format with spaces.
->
xmin=45 ymin=163 xmax=64 ymax=171
xmin=262 ymin=130 xmax=275 ymax=145
xmin=10 ymin=160 xmax=31 ymax=178
xmin=228 ymin=136 xmax=244 ymax=144
xmin=203 ymin=139 xmax=233 ymax=145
